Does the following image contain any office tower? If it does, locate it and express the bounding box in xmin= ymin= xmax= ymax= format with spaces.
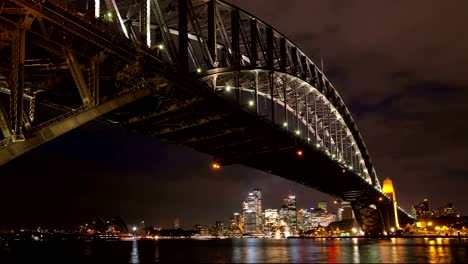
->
xmin=339 ymin=201 xmax=354 ymax=220
xmin=242 ymin=188 xmax=263 ymax=233
xmin=318 ymin=201 xmax=327 ymax=213
xmin=283 ymin=195 xmax=297 ymax=233
xmin=413 ymin=198 xmax=432 ymax=219
xmin=264 ymin=209 xmax=279 ymax=232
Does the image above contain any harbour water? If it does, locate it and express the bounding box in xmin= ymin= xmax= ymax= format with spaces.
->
xmin=2 ymin=237 xmax=468 ymax=263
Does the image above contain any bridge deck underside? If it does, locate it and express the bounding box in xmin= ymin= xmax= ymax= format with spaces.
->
xmin=111 ymin=82 xmax=381 ymax=203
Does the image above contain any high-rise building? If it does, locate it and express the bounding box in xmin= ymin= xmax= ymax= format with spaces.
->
xmin=318 ymin=201 xmax=328 ymax=213
xmin=413 ymin=198 xmax=432 ymax=219
xmin=242 ymin=188 xmax=263 ymax=233
xmin=279 ymin=205 xmax=288 ymax=223
xmin=228 ymin=213 xmax=242 ymax=236
xmin=264 ymin=209 xmax=278 ymax=232
xmin=434 ymin=203 xmax=458 ymax=218
xmin=338 ymin=201 xmax=354 ymax=220
xmin=283 ymin=195 xmax=297 ymax=234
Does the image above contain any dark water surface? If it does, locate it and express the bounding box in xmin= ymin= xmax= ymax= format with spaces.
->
xmin=2 ymin=237 xmax=468 ymax=263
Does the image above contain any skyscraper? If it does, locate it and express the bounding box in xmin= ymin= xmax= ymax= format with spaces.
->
xmin=283 ymin=195 xmax=297 ymax=234
xmin=264 ymin=209 xmax=279 ymax=232
xmin=338 ymin=201 xmax=354 ymax=220
xmin=413 ymin=198 xmax=431 ymax=219
xmin=318 ymin=201 xmax=327 ymax=213
xmin=242 ymin=188 xmax=263 ymax=233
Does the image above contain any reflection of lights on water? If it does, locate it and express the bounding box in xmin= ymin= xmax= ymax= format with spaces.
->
xmin=130 ymin=240 xmax=139 ymax=264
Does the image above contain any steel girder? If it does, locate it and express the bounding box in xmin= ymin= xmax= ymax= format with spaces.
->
xmin=0 ymin=0 xmax=167 ymax=164
xmin=202 ymin=69 xmax=374 ymax=185
xmin=108 ymin=0 xmax=380 ymax=189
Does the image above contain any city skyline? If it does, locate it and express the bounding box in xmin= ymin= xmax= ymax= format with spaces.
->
xmin=1 ymin=0 xmax=468 ymax=230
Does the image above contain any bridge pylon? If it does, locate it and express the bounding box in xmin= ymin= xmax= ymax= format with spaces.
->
xmin=381 ymin=178 xmax=400 ymax=233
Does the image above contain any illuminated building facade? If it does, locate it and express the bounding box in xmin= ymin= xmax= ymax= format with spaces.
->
xmin=434 ymin=203 xmax=458 ymax=217
xmin=264 ymin=209 xmax=278 ymax=232
xmin=318 ymin=201 xmax=327 ymax=213
xmin=242 ymin=188 xmax=263 ymax=233
xmin=338 ymin=201 xmax=354 ymax=221
xmin=413 ymin=198 xmax=432 ymax=219
xmin=284 ymin=195 xmax=297 ymax=234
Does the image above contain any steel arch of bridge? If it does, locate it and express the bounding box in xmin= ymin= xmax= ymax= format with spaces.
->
xmin=0 ymin=0 xmax=381 ymax=190
xmin=117 ymin=0 xmax=381 ymax=189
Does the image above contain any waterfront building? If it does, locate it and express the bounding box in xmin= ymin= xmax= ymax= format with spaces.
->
xmin=264 ymin=209 xmax=279 ymax=233
xmin=283 ymin=195 xmax=298 ymax=234
xmin=297 ymin=209 xmax=310 ymax=231
xmin=338 ymin=201 xmax=354 ymax=220
xmin=414 ymin=198 xmax=433 ymax=219
xmin=227 ymin=213 xmax=242 ymax=236
xmin=318 ymin=201 xmax=328 ymax=213
xmin=279 ymin=204 xmax=288 ymax=223
xmin=242 ymin=188 xmax=263 ymax=233
xmin=434 ymin=203 xmax=458 ymax=218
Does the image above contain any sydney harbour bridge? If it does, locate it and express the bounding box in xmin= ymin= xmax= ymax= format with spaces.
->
xmin=0 ymin=0 xmax=413 ymax=235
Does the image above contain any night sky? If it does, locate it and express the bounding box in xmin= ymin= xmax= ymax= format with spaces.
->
xmin=1 ymin=0 xmax=468 ymax=230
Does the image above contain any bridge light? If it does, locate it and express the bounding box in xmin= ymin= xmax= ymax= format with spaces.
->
xmin=349 ymin=166 xmax=353 ymax=170
xmin=333 ymin=200 xmax=338 ymax=204
xmin=225 ymin=85 xmax=231 ymax=92
xmin=307 ymin=138 xmax=310 ymax=142
xmin=378 ymin=197 xmax=383 ymax=202
xmin=332 ymin=154 xmax=336 ymax=158
xmin=342 ymin=169 xmax=346 ymax=173
xmin=296 ymin=150 xmax=303 ymax=156
xmin=106 ymin=12 xmax=112 ymax=18
xmin=316 ymin=143 xmax=320 ymax=148
xmin=196 ymin=68 xmax=202 ymax=74
xmin=283 ymin=122 xmax=288 ymax=127
xmin=390 ymin=227 xmax=395 ymax=233
xmin=157 ymin=44 xmax=164 ymax=50
xmin=248 ymin=100 xmax=254 ymax=106
xmin=212 ymin=163 xmax=221 ymax=169
xmin=352 ymin=228 xmax=357 ymax=234
xmin=295 ymin=130 xmax=300 ymax=135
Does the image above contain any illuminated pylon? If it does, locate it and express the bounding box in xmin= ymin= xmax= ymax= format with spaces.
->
xmin=382 ymin=178 xmax=399 ymax=230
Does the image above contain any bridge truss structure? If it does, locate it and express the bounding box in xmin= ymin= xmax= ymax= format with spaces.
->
xmin=0 ymin=0 xmax=413 ymax=234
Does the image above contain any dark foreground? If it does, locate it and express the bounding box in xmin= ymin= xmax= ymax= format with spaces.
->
xmin=2 ymin=237 xmax=468 ymax=263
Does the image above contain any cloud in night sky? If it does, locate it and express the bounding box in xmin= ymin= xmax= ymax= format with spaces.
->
xmin=1 ymin=0 xmax=468 ymax=230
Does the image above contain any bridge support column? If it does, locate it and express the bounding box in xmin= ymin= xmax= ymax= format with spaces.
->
xmin=249 ymin=19 xmax=258 ymax=66
xmin=140 ymin=0 xmax=151 ymax=47
xmin=207 ymin=0 xmax=217 ymax=68
xmin=64 ymin=47 xmax=92 ymax=106
xmin=254 ymin=71 xmax=259 ymax=115
xmin=269 ymin=72 xmax=275 ymax=124
xmin=9 ymin=28 xmax=25 ymax=138
xmin=88 ymin=60 xmax=100 ymax=106
xmin=178 ymin=0 xmax=188 ymax=71
xmin=351 ymin=200 xmax=385 ymax=236
xmin=151 ymin=0 xmax=177 ymax=63
xmin=103 ymin=0 xmax=128 ymax=38
xmin=0 ymin=101 xmax=11 ymax=140
xmin=382 ymin=178 xmax=400 ymax=232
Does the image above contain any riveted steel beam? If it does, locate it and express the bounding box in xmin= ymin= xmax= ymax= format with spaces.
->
xmin=207 ymin=0 xmax=217 ymax=68
xmin=9 ymin=28 xmax=25 ymax=136
xmin=64 ymin=47 xmax=92 ymax=106
xmin=178 ymin=0 xmax=188 ymax=71
xmin=231 ymin=9 xmax=240 ymax=68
